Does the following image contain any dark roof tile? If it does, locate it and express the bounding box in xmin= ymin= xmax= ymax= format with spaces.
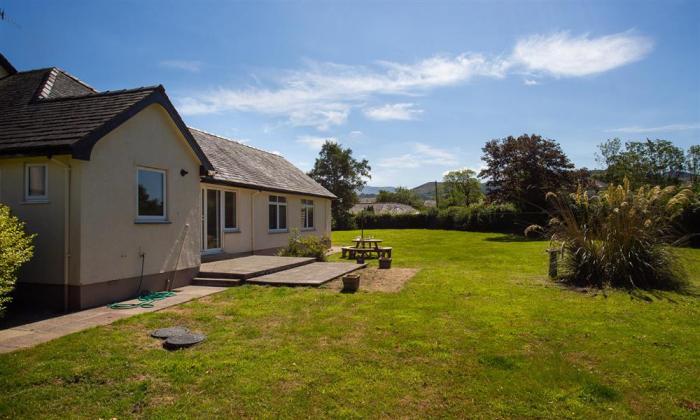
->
xmin=191 ymin=128 xmax=335 ymax=199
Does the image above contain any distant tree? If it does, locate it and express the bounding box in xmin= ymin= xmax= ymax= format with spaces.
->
xmin=479 ymin=134 xmax=574 ymax=210
xmin=441 ymin=169 xmax=483 ymax=207
xmin=308 ymin=141 xmax=371 ymax=227
xmin=375 ymin=187 xmax=423 ymax=209
xmin=597 ymin=138 xmax=686 ymax=187
xmin=687 ymin=145 xmax=700 ymax=184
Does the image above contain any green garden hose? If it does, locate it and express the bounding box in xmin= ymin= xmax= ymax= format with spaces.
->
xmin=107 ymin=290 xmax=177 ymax=310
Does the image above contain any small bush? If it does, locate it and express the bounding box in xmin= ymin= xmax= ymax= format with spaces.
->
xmin=277 ymin=229 xmax=330 ymax=261
xmin=542 ymin=180 xmax=693 ymax=290
xmin=0 ymin=204 xmax=35 ymax=316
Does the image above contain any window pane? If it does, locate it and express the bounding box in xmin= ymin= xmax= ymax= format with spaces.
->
xmin=301 ymin=207 xmax=306 ymax=227
xmin=28 ymin=166 xmax=46 ymax=197
xmin=269 ymin=195 xmax=277 ymax=203
xmin=138 ymin=170 xmax=164 ymax=217
xmin=308 ymin=206 xmax=314 ymax=228
xmin=278 ymin=196 xmax=287 ymax=203
xmin=225 ymin=191 xmax=236 ymax=229
xmin=279 ymin=204 xmax=287 ymax=229
xmin=269 ymin=204 xmax=277 ymax=230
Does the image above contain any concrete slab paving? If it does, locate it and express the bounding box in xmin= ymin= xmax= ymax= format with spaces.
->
xmin=247 ymin=262 xmax=366 ymax=286
xmin=199 ymin=255 xmax=315 ymax=279
xmin=0 ymin=285 xmax=227 ymax=354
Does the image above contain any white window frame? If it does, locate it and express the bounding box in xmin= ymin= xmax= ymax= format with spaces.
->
xmin=24 ymin=163 xmax=49 ymax=202
xmin=301 ymin=199 xmax=314 ymax=230
xmin=136 ymin=167 xmax=167 ymax=222
xmin=268 ymin=195 xmax=288 ymax=232
xmin=223 ymin=190 xmax=238 ymax=232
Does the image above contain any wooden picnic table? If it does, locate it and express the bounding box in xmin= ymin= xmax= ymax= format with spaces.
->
xmin=352 ymin=238 xmax=382 ymax=249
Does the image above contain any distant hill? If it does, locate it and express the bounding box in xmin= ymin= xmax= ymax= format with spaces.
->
xmin=360 ymin=186 xmax=396 ymax=196
xmin=410 ymin=182 xmax=443 ymax=200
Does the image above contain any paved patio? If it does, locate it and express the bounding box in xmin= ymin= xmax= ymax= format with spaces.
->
xmin=199 ymin=255 xmax=315 ymax=279
xmin=247 ymin=262 xmax=366 ymax=286
xmin=0 ymin=285 xmax=226 ymax=354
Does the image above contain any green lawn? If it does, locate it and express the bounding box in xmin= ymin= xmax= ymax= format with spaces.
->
xmin=1 ymin=230 xmax=699 ymax=418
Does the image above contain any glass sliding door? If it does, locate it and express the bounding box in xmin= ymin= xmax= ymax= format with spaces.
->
xmin=202 ymin=189 xmax=221 ymax=252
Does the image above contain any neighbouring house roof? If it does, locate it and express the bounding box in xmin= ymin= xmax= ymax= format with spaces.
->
xmin=350 ymin=202 xmax=420 ymax=215
xmin=191 ymin=127 xmax=336 ymax=199
xmin=0 ymin=57 xmax=212 ymax=169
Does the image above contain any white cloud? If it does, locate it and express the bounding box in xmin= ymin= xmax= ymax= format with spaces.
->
xmin=605 ymin=123 xmax=700 ymax=133
xmin=159 ymin=60 xmax=203 ymax=73
xmin=364 ymin=103 xmax=423 ymax=121
xmin=511 ymin=31 xmax=653 ymax=77
xmin=523 ymin=79 xmax=539 ymax=86
xmin=176 ymin=30 xmax=653 ymax=128
xmin=349 ymin=130 xmax=363 ymax=137
xmin=296 ymin=135 xmax=337 ymax=150
xmin=378 ymin=143 xmax=459 ymax=169
xmin=177 ymin=54 xmax=506 ymax=128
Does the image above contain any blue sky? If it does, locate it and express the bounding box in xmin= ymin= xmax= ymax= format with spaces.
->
xmin=2 ymin=0 xmax=699 ymax=187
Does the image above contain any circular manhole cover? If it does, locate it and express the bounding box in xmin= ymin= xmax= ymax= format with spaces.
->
xmin=150 ymin=326 xmax=190 ymax=339
xmin=163 ymin=333 xmax=206 ymax=350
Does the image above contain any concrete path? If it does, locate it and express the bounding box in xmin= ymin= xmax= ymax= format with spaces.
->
xmin=247 ymin=262 xmax=366 ymax=286
xmin=0 ymin=285 xmax=226 ymax=354
xmin=199 ymin=255 xmax=315 ymax=279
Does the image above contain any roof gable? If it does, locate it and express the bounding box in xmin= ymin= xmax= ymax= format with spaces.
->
xmin=0 ymin=68 xmax=212 ymax=170
xmin=0 ymin=53 xmax=17 ymax=77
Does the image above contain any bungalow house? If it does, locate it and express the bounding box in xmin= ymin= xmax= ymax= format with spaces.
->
xmin=0 ymin=54 xmax=335 ymax=311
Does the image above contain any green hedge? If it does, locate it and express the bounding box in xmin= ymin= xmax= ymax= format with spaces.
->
xmin=338 ymin=203 xmax=548 ymax=234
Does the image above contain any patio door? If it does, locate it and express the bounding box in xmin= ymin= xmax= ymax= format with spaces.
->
xmin=202 ymin=188 xmax=221 ymax=252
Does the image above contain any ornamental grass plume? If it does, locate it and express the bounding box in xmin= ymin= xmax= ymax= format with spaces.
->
xmin=536 ymin=179 xmax=693 ymax=290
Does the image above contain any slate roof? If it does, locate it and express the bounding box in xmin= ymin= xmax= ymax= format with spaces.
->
xmin=0 ymin=64 xmax=212 ymax=168
xmin=350 ymin=202 xmax=419 ymax=215
xmin=191 ymin=128 xmax=336 ymax=199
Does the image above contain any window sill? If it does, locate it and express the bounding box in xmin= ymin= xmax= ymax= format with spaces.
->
xmin=134 ymin=219 xmax=171 ymax=225
xmin=224 ymin=228 xmax=241 ymax=233
xmin=22 ymin=199 xmax=50 ymax=205
xmin=268 ymin=229 xmax=289 ymax=234
xmin=301 ymin=228 xmax=316 ymax=232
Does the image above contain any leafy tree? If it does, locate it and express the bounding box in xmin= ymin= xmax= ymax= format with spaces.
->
xmin=375 ymin=187 xmax=423 ymax=209
xmin=0 ymin=205 xmax=35 ymax=317
xmin=597 ymin=138 xmax=686 ymax=187
xmin=308 ymin=141 xmax=371 ymax=227
xmin=687 ymin=145 xmax=700 ymax=184
xmin=479 ymin=134 xmax=574 ymax=210
xmin=441 ymin=169 xmax=483 ymax=207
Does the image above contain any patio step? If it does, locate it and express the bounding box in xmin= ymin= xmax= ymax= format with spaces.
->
xmin=191 ymin=277 xmax=243 ymax=287
xmin=198 ymin=256 xmax=316 ymax=280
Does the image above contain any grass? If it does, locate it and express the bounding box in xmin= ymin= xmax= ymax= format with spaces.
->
xmin=1 ymin=229 xmax=699 ymax=418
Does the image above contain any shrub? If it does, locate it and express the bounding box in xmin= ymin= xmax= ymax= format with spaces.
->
xmin=0 ymin=204 xmax=35 ymax=316
xmin=277 ymin=229 xmax=330 ymax=261
xmin=340 ymin=202 xmax=545 ymax=233
xmin=541 ymin=180 xmax=693 ymax=290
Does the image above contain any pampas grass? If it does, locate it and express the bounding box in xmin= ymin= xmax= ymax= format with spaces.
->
xmin=539 ymin=179 xmax=693 ymax=290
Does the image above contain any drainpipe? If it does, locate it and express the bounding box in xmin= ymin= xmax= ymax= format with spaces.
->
xmin=250 ymin=190 xmax=261 ymax=254
xmin=50 ymin=157 xmax=71 ymax=313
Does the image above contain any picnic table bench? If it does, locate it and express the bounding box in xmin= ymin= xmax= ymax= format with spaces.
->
xmin=341 ymin=246 xmax=392 ymax=259
xmin=341 ymin=237 xmax=392 ymax=259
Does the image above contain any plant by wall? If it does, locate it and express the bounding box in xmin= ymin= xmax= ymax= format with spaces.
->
xmin=0 ymin=204 xmax=35 ymax=317
xmin=540 ymin=180 xmax=693 ymax=290
xmin=277 ymin=228 xmax=330 ymax=261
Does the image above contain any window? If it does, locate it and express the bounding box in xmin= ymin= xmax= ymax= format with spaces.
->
xmin=137 ymin=168 xmax=166 ymax=220
xmin=301 ymin=199 xmax=314 ymax=229
xmin=268 ymin=195 xmax=287 ymax=231
xmin=224 ymin=191 xmax=237 ymax=230
xmin=25 ymin=164 xmax=48 ymax=202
